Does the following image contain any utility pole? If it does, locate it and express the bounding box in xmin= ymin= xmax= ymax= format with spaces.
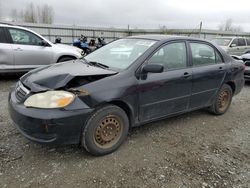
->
xmin=199 ymin=21 xmax=203 ymax=38
xmin=127 ymin=24 xmax=130 ymax=36
xmin=0 ymin=0 xmax=2 ymax=21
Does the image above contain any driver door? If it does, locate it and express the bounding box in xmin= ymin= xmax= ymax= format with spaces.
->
xmin=7 ymin=28 xmax=53 ymax=69
xmin=138 ymin=42 xmax=192 ymax=122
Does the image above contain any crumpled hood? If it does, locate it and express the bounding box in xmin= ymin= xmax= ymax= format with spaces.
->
xmin=20 ymin=60 xmax=117 ymax=92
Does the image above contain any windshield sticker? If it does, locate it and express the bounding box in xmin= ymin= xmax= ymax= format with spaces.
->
xmin=136 ymin=41 xmax=155 ymax=47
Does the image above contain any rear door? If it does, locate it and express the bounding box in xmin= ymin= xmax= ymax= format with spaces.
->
xmin=0 ymin=27 xmax=14 ymax=71
xmin=188 ymin=42 xmax=227 ymax=109
xmin=6 ymin=27 xmax=53 ymax=70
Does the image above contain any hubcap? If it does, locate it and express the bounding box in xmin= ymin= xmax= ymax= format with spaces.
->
xmin=218 ymin=90 xmax=230 ymax=112
xmin=94 ymin=115 xmax=123 ymax=148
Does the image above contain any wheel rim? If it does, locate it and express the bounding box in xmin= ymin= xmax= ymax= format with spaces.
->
xmin=218 ymin=90 xmax=230 ymax=112
xmin=94 ymin=115 xmax=123 ymax=149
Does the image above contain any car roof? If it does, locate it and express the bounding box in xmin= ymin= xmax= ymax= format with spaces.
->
xmin=0 ymin=23 xmax=30 ymax=31
xmin=127 ymin=34 xmax=176 ymax=40
xmin=0 ymin=23 xmax=53 ymax=45
xmin=127 ymin=34 xmax=209 ymax=43
xmin=213 ymin=36 xmax=245 ymax=39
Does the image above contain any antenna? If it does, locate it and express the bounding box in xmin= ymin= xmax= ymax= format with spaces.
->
xmin=199 ymin=21 xmax=203 ymax=38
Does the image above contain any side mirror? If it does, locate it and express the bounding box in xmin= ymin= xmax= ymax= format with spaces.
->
xmin=245 ymin=60 xmax=250 ymax=66
xmin=230 ymin=44 xmax=237 ymax=48
xmin=142 ymin=64 xmax=164 ymax=74
xmin=39 ymin=40 xmax=50 ymax=47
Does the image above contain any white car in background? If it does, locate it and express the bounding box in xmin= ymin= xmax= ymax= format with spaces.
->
xmin=0 ymin=23 xmax=82 ymax=73
xmin=211 ymin=37 xmax=250 ymax=56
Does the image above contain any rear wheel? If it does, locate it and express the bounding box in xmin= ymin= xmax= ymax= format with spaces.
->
xmin=208 ymin=84 xmax=233 ymax=115
xmin=81 ymin=105 xmax=129 ymax=156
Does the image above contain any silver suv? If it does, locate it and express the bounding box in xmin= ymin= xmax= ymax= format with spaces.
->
xmin=211 ymin=37 xmax=250 ymax=56
xmin=0 ymin=24 xmax=83 ymax=73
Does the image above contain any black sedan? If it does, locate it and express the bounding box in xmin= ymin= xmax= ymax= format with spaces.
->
xmin=9 ymin=35 xmax=245 ymax=156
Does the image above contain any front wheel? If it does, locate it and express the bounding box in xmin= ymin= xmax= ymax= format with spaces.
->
xmin=81 ymin=105 xmax=129 ymax=156
xmin=208 ymin=84 xmax=233 ymax=115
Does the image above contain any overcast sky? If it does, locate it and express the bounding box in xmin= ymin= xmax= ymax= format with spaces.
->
xmin=1 ymin=0 xmax=250 ymax=31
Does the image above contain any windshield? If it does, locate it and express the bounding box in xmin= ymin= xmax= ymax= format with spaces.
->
xmin=85 ymin=38 xmax=156 ymax=70
xmin=211 ymin=38 xmax=232 ymax=46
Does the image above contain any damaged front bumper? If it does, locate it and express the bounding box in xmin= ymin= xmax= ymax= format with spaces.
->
xmin=8 ymin=90 xmax=94 ymax=145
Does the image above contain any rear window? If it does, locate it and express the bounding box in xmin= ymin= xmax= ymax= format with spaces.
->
xmin=190 ymin=43 xmax=217 ymax=66
xmin=211 ymin=38 xmax=232 ymax=46
xmin=0 ymin=27 xmax=8 ymax=43
xmin=238 ymin=38 xmax=246 ymax=46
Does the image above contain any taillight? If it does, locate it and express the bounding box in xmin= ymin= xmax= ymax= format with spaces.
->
xmin=243 ymin=64 xmax=246 ymax=71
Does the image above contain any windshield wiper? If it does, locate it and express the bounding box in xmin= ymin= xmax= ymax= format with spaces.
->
xmin=89 ymin=61 xmax=109 ymax=69
xmin=79 ymin=58 xmax=109 ymax=69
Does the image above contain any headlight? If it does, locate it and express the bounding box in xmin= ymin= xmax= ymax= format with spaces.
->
xmin=76 ymin=49 xmax=83 ymax=56
xmin=24 ymin=91 xmax=75 ymax=109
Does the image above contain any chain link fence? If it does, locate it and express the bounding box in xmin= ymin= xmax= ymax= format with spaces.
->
xmin=4 ymin=22 xmax=250 ymax=44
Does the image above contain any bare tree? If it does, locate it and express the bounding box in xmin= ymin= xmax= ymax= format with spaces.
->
xmin=23 ymin=2 xmax=37 ymax=23
xmin=218 ymin=19 xmax=243 ymax=32
xmin=10 ymin=2 xmax=54 ymax=24
xmin=159 ymin=25 xmax=167 ymax=33
xmin=36 ymin=5 xmax=42 ymax=23
xmin=10 ymin=9 xmax=18 ymax=22
xmin=19 ymin=10 xmax=24 ymax=22
xmin=40 ymin=4 xmax=54 ymax=24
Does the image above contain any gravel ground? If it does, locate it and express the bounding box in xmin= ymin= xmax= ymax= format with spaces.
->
xmin=0 ymin=75 xmax=249 ymax=188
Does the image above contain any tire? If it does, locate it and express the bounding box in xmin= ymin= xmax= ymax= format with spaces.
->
xmin=58 ymin=57 xmax=75 ymax=63
xmin=208 ymin=84 xmax=233 ymax=115
xmin=81 ymin=105 xmax=129 ymax=156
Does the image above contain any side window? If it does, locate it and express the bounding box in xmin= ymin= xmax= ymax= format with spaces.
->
xmin=0 ymin=27 xmax=7 ymax=43
xmin=190 ymin=43 xmax=216 ymax=66
xmin=238 ymin=38 xmax=246 ymax=46
xmin=246 ymin=39 xmax=250 ymax=46
xmin=215 ymin=51 xmax=223 ymax=63
xmin=148 ymin=42 xmax=187 ymax=71
xmin=8 ymin=28 xmax=43 ymax=46
xmin=231 ymin=39 xmax=239 ymax=47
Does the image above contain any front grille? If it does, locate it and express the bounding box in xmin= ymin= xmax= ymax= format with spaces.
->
xmin=15 ymin=81 xmax=30 ymax=102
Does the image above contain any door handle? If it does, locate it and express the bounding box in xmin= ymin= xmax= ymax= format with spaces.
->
xmin=218 ymin=66 xmax=225 ymax=72
xmin=14 ymin=48 xmax=23 ymax=51
xmin=183 ymin=72 xmax=191 ymax=78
